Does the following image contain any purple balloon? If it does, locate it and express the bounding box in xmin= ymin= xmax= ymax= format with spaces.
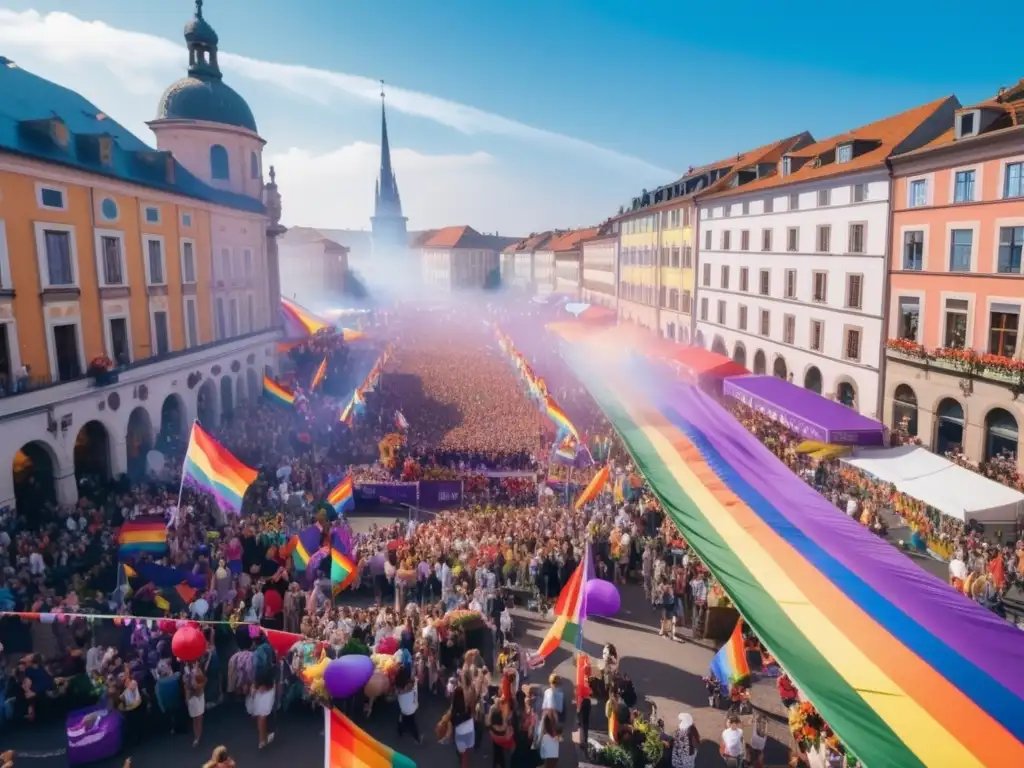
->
xmin=585 ymin=578 xmax=621 ymax=617
xmin=324 ymin=654 xmax=375 ymax=699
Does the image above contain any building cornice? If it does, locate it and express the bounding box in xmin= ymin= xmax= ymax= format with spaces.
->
xmin=891 ymin=125 xmax=1024 ymax=176
xmin=146 ymin=118 xmax=266 ymax=146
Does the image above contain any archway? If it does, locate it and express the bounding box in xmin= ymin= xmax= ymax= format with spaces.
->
xmin=160 ymin=394 xmax=186 ymax=450
xmin=772 ymin=356 xmax=788 ymax=379
xmin=892 ymin=384 xmax=918 ymax=437
xmin=837 ymin=381 xmax=857 ymax=409
xmin=13 ymin=441 xmax=57 ymax=515
xmin=235 ymin=375 xmax=247 ymax=409
xmin=711 ymin=336 xmax=728 ymax=356
xmin=984 ymin=408 xmax=1018 ymax=461
xmin=198 ymin=378 xmax=218 ymax=428
xmin=752 ymin=350 xmax=767 ymax=375
xmin=247 ymin=368 xmax=260 ymax=403
xmin=693 ymin=329 xmax=704 ymax=348
xmin=679 ymin=326 xmax=689 ymax=345
xmin=126 ymin=407 xmax=154 ymax=481
xmin=804 ymin=366 xmax=823 ymax=394
xmin=74 ymin=421 xmax=111 ymax=486
xmin=732 ymin=342 xmax=747 ymax=368
xmin=220 ymin=376 xmax=235 ymax=423
xmin=935 ymin=398 xmax=965 ymax=455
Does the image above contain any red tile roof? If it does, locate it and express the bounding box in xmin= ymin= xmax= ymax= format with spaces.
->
xmin=502 ymin=231 xmax=558 ymax=254
xmin=916 ymin=79 xmax=1024 ymax=151
xmin=700 ymin=96 xmax=954 ymax=199
xmin=549 ymin=227 xmax=601 ymax=253
xmin=421 ymin=225 xmax=520 ymax=251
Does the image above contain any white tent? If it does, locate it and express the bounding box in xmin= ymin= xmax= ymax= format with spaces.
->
xmin=842 ymin=445 xmax=1024 ymax=524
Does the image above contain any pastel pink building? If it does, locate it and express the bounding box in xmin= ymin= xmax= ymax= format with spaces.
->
xmin=886 ymin=80 xmax=1024 ymax=468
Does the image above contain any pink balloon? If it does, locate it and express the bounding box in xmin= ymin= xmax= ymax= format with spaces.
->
xmin=585 ymin=578 xmax=621 ymax=617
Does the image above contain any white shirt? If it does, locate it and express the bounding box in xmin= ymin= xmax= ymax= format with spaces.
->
xmin=29 ymin=552 xmax=45 ymax=575
xmin=540 ymin=733 xmax=559 ymax=759
xmin=721 ymin=727 xmax=744 ymax=757
xmin=949 ymin=558 xmax=967 ymax=581
xmin=397 ymin=687 xmax=418 ymax=715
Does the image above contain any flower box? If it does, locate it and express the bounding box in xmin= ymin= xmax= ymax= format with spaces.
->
xmin=92 ymin=370 xmax=119 ymax=387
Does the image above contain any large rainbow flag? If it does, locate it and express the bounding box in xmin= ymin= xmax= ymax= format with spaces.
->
xmin=182 ymin=423 xmax=258 ymax=514
xmin=562 ymin=346 xmax=1024 ymax=768
xmin=531 ymin=542 xmax=591 ymax=664
xmin=280 ymin=297 xmax=330 ymax=337
xmin=324 ymin=707 xmax=415 ymax=768
xmin=118 ymin=519 xmax=167 ymax=558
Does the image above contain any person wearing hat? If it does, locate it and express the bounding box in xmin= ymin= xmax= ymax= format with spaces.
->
xmin=671 ymin=712 xmax=700 ymax=768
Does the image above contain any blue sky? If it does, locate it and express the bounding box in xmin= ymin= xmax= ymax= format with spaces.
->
xmin=0 ymin=1 xmax=1017 ymax=234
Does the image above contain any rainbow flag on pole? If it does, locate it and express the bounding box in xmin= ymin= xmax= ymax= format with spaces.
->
xmin=330 ymin=529 xmax=358 ymax=593
xmin=263 ymin=376 xmax=296 ymax=407
xmin=530 ymin=542 xmax=591 ymax=665
xmin=324 ymin=707 xmax=415 ymax=768
xmin=709 ymin=618 xmax=751 ymax=694
xmin=182 ymin=423 xmax=257 ymax=514
xmin=311 ymin=357 xmax=328 ymax=391
xmin=290 ymin=525 xmax=323 ymax=571
xmin=544 ymin=395 xmax=579 ymax=439
xmin=118 ymin=519 xmax=167 ymax=558
xmin=574 ymin=465 xmax=610 ymax=510
xmin=327 ymin=474 xmax=355 ymax=515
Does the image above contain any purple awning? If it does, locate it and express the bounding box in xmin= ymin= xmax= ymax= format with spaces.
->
xmin=722 ymin=375 xmax=886 ymax=446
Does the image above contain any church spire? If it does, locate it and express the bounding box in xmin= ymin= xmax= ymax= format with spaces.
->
xmin=374 ymin=81 xmax=402 ymax=218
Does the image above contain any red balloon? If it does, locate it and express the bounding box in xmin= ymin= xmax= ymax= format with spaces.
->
xmin=171 ymin=625 xmax=206 ymax=662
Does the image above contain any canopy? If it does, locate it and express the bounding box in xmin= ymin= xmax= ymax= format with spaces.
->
xmin=561 ymin=302 xmax=617 ymax=325
xmin=561 ymin=343 xmax=1024 ymax=768
xmin=659 ymin=344 xmax=747 ymax=383
xmin=842 ymin=445 xmax=1024 ymax=524
xmin=723 ymin=375 xmax=885 ymax=446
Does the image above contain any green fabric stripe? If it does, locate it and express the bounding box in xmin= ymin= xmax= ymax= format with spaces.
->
xmin=579 ymin=363 xmax=919 ymax=768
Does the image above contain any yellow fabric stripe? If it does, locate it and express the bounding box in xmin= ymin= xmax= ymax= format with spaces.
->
xmin=612 ymin=388 xmax=980 ymax=768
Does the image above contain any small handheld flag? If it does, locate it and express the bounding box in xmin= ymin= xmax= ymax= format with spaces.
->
xmin=263 ymin=376 xmax=296 ymax=407
xmin=310 ymin=357 xmax=328 ymax=391
xmin=182 ymin=423 xmax=257 ymax=515
xmin=574 ymin=465 xmax=610 ymax=510
xmin=394 ymin=410 xmax=410 ymax=431
xmin=326 ymin=474 xmax=355 ymax=515
xmin=709 ymin=618 xmax=751 ymax=694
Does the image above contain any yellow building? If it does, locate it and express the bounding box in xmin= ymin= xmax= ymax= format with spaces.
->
xmin=0 ymin=2 xmax=283 ymax=511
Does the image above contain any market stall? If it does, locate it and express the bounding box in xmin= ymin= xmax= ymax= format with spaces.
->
xmin=723 ymin=374 xmax=886 ymax=446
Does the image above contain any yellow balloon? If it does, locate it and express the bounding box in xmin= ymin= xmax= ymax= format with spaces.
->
xmin=302 ymin=652 xmax=329 ymax=684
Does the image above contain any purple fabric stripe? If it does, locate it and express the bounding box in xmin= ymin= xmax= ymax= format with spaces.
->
xmin=664 ymin=382 xmax=1024 ymax=701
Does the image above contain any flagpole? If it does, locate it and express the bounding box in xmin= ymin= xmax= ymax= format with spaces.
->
xmin=172 ymin=420 xmax=197 ymax=529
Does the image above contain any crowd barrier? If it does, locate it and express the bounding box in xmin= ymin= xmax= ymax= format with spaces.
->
xmin=353 ymin=480 xmax=465 ymax=510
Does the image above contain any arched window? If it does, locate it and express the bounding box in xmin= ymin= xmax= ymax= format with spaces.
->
xmin=804 ymin=366 xmax=822 ymax=393
xmin=210 ymin=144 xmax=230 ymax=180
xmin=892 ymin=384 xmax=918 ymax=436
xmin=752 ymin=349 xmax=766 ymax=374
xmin=773 ymin=356 xmax=788 ymax=379
xmin=935 ymin=397 xmax=965 ymax=455
xmin=985 ymin=408 xmax=1018 ymax=461
xmin=250 ymin=151 xmax=260 ymax=180
xmin=732 ymin=343 xmax=746 ymax=368
xmin=837 ymin=381 xmax=856 ymax=408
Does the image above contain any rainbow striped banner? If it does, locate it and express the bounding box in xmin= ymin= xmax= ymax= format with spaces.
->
xmin=710 ymin=618 xmax=751 ymax=694
xmin=326 ymin=474 xmax=355 ymax=515
xmin=182 ymin=422 xmax=258 ymax=514
xmin=263 ymin=376 xmax=295 ymax=407
xmin=324 ymin=707 xmax=415 ymax=768
xmin=118 ymin=519 xmax=167 ymax=558
xmin=562 ymin=346 xmax=1024 ymax=768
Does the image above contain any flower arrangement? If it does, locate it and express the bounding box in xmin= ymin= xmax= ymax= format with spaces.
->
xmin=886 ymin=337 xmax=925 ymax=357
xmin=438 ymin=609 xmax=485 ymax=633
xmin=630 ymin=714 xmax=665 ymax=767
xmin=88 ymin=355 xmax=114 ymax=374
xmin=788 ymin=700 xmax=826 ymax=753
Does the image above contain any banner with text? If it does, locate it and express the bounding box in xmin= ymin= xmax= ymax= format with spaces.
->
xmin=354 ymin=482 xmax=419 ymax=506
xmin=418 ymin=480 xmax=464 ymax=509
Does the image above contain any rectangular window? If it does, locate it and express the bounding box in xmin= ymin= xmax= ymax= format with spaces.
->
xmin=944 ymin=298 xmax=969 ymax=348
xmin=759 ymin=309 xmax=770 ymax=337
xmin=846 ymin=274 xmax=863 ymax=309
xmin=853 ymin=182 xmax=867 ymax=203
xmin=215 ymin=297 xmax=226 ymax=340
xmin=659 ymin=285 xmax=667 ymax=308
xmin=910 ymin=179 xmax=927 ymax=207
xmin=897 ymin=296 xmax=920 ymax=341
xmin=229 ymin=298 xmax=239 ymax=336
xmin=52 ymin=323 xmax=81 ymax=381
xmin=721 ymin=265 xmax=730 ymax=290
xmin=1005 ymin=162 xmax=1024 ymax=199
xmin=954 ymin=169 xmax=975 ymax=203
xmin=99 ymin=235 xmax=124 ymax=286
xmin=949 ymin=229 xmax=973 ymax=271
xmin=844 ymin=327 xmax=862 ymax=361
xmin=43 ymin=229 xmax=74 ymax=287
xmin=739 ymin=267 xmax=749 ymax=292
xmin=660 ymin=247 xmax=669 ymax=267
xmin=717 ymin=300 xmax=726 ymax=324
xmin=146 ymin=238 xmax=165 ymax=284
xmin=182 ymin=212 xmax=193 ymax=228
xmin=109 ymin=317 xmax=130 ymax=364
xmin=670 ymin=246 xmax=680 ymax=268
xmin=785 ymin=269 xmax=796 ymax=299
xmin=817 ymin=188 xmax=831 ymax=207
xmin=759 ymin=269 xmax=770 ymax=296
xmin=740 ymin=230 xmax=749 ymax=251
xmin=153 ymin=310 xmax=169 ymax=355
xmin=184 ymin=298 xmax=199 ymax=347
xmin=144 ymin=206 xmax=160 ymax=224
xmin=741 ymin=201 xmax=750 ymax=215
xmin=738 ymin=305 xmax=748 ymax=330
xmin=786 ymin=227 xmax=799 ymax=252
xmin=681 ymin=290 xmax=692 ymax=314
xmin=723 ymin=205 xmax=731 ymax=218
xmin=761 ymin=228 xmax=772 ymax=252
xmin=681 ymin=246 xmax=692 ymax=268
xmin=702 ymin=263 xmax=711 ymax=286
xmin=764 ymin=198 xmax=774 ymax=213
xmin=812 ymin=271 xmax=828 ymax=303
xmin=903 ymin=230 xmax=924 ymax=270
xmin=220 ymin=247 xmax=232 ymax=281
xmin=837 ymin=144 xmax=853 ymax=164
xmin=40 ymin=186 xmax=65 ymax=210
xmin=784 ymin=314 xmax=796 ymax=344
xmin=997 ymin=226 xmax=1024 ymax=273
xmin=788 ymin=192 xmax=799 ymax=211
xmin=816 ymin=225 xmax=831 ymax=253
xmin=722 ymin=231 xmax=731 ymax=250
xmin=848 ymin=223 xmax=866 ymax=254
xmin=704 ymin=230 xmax=712 ymax=250
xmin=989 ymin=308 xmax=1020 ymax=357
xmin=243 ymin=249 xmax=253 ymax=277
xmin=699 ymin=297 xmax=708 ymax=321
xmin=810 ymin=320 xmax=823 ymax=351
xmin=181 ymin=241 xmax=196 ymax=284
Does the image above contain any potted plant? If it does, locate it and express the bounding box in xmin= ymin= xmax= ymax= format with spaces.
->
xmin=87 ymin=355 xmax=118 ymax=386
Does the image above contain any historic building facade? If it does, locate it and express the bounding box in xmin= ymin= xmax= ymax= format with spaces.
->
xmin=551 ymin=228 xmax=599 ymax=298
xmin=580 ymin=223 xmax=619 ymax=308
xmin=885 ymin=81 xmax=1024 ymax=468
xmin=420 ymin=226 xmax=519 ymax=291
xmin=0 ymin=1 xmax=284 ymax=511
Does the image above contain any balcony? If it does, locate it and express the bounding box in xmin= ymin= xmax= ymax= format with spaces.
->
xmin=885 ymin=339 xmax=1024 ymax=390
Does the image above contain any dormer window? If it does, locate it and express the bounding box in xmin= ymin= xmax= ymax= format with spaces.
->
xmin=956 ymin=111 xmax=978 ymax=139
xmin=51 ymin=120 xmax=69 ymax=148
xmin=781 ymin=157 xmax=792 ymax=177
xmin=836 ymin=143 xmax=853 ymax=164
xmin=98 ymin=136 xmax=113 ymax=166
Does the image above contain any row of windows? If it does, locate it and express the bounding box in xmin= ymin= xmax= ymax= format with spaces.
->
xmin=705 ymin=222 xmax=867 ymax=255
xmin=900 ymin=226 xmax=1024 ymax=274
xmin=35 ymin=183 xmax=193 ymax=229
xmin=210 ymin=144 xmax=262 ymax=182
xmin=621 ymin=206 xmax=692 ymax=235
xmin=907 ymin=162 xmax=1024 ymax=208
xmin=707 ymin=183 xmax=869 ymax=219
xmin=895 ymin=296 xmax=1023 ymax=358
xmin=700 ymin=299 xmax=863 ymax=362
xmin=620 ymin=245 xmax=694 ymax=268
xmin=700 ymin=263 xmax=865 ymax=310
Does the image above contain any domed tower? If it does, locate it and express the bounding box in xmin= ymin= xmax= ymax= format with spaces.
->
xmin=148 ymin=0 xmax=265 ymax=199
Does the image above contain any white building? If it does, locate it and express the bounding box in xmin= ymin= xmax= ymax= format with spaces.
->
xmin=277 ymin=227 xmax=349 ymax=305
xmin=502 ymin=232 xmax=555 ymax=293
xmin=580 ymin=224 xmax=619 ymax=308
xmin=550 ymin=228 xmax=599 ymax=298
xmin=694 ymin=97 xmax=957 ymax=417
xmin=421 ymin=226 xmax=519 ymax=291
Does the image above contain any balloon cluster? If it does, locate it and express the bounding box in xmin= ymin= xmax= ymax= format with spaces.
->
xmin=302 ymin=653 xmax=376 ymax=699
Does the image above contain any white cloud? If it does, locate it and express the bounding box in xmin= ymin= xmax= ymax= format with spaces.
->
xmin=0 ymin=8 xmax=667 ymax=231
